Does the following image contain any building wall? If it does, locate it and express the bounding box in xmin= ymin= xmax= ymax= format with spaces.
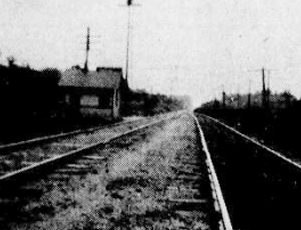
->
xmin=80 ymin=107 xmax=112 ymax=118
xmin=60 ymin=87 xmax=120 ymax=120
xmin=112 ymin=89 xmax=121 ymax=119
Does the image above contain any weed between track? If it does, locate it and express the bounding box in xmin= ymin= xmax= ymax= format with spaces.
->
xmin=4 ymin=115 xmax=212 ymax=230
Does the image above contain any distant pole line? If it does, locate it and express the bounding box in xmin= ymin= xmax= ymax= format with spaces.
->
xmin=237 ymin=84 xmax=240 ymax=108
xmin=262 ymin=67 xmax=266 ymax=109
xmin=247 ymin=68 xmax=266 ymax=109
xmin=267 ymin=70 xmax=271 ymax=108
xmin=222 ymin=85 xmax=226 ymax=108
xmin=84 ymin=27 xmax=90 ymax=71
xmin=248 ymin=80 xmax=251 ymax=109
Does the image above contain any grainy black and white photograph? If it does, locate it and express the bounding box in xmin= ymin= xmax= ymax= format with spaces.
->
xmin=0 ymin=0 xmax=301 ymax=229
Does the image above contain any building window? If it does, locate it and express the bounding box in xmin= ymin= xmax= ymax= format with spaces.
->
xmin=80 ymin=95 xmax=99 ymax=107
xmin=65 ymin=94 xmax=71 ymax=105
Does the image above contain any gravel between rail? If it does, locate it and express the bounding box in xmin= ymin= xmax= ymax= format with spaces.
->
xmin=0 ymin=116 xmax=156 ymax=176
xmin=0 ymin=113 xmax=219 ymax=230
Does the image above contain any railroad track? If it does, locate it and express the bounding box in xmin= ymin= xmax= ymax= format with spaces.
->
xmin=196 ymin=112 xmax=301 ymax=230
xmin=0 ymin=117 xmax=147 ymax=153
xmin=0 ymin=112 xmax=179 ymax=228
xmin=0 ymin=113 xmax=179 ymax=185
xmin=0 ymin=112 xmax=233 ymax=230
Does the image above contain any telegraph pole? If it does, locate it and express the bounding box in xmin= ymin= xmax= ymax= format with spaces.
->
xmin=222 ymin=85 xmax=226 ymax=108
xmin=237 ymin=93 xmax=240 ymax=108
xmin=267 ymin=70 xmax=271 ymax=109
xmin=84 ymin=27 xmax=90 ymax=72
xmin=262 ymin=67 xmax=266 ymax=109
xmin=237 ymin=85 xmax=240 ymax=108
xmin=248 ymin=67 xmax=275 ymax=109
xmin=247 ymin=80 xmax=251 ymax=109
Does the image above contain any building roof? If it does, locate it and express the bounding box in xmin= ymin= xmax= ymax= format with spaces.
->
xmin=59 ymin=67 xmax=123 ymax=89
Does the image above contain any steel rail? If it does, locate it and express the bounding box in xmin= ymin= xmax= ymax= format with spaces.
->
xmin=0 ymin=114 xmax=177 ymax=186
xmin=0 ymin=118 xmax=144 ymax=153
xmin=199 ymin=113 xmax=301 ymax=171
xmin=192 ymin=114 xmax=233 ymax=230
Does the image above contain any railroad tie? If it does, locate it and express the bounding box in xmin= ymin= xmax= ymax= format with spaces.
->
xmin=66 ymin=164 xmax=89 ymax=169
xmin=50 ymin=143 xmax=89 ymax=148
xmin=82 ymin=155 xmax=107 ymax=161
xmin=165 ymin=198 xmax=208 ymax=211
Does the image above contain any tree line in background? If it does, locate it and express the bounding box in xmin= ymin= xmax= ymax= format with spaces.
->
xmin=0 ymin=59 xmax=61 ymax=121
xmin=195 ymin=89 xmax=301 ymax=160
xmin=201 ymin=90 xmax=298 ymax=110
xmin=122 ymin=90 xmax=191 ymax=116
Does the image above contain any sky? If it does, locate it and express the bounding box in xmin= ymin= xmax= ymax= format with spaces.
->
xmin=1 ymin=0 xmax=301 ymax=107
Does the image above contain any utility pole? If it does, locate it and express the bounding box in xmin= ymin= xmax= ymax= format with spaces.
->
xmin=237 ymin=85 xmax=240 ymax=109
xmin=247 ymin=80 xmax=251 ymax=109
xmin=262 ymin=67 xmax=266 ymax=109
xmin=222 ymin=85 xmax=226 ymax=108
xmin=237 ymin=94 xmax=240 ymax=108
xmin=267 ymin=70 xmax=271 ymax=109
xmin=84 ymin=27 xmax=90 ymax=72
xmin=248 ymin=67 xmax=276 ymax=109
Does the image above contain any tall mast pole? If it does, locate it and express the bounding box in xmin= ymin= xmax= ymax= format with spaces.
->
xmin=125 ymin=0 xmax=132 ymax=86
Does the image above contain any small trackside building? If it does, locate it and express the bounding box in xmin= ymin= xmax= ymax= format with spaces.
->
xmin=59 ymin=66 xmax=124 ymax=120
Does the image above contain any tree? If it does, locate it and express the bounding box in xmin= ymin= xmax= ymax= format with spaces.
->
xmin=7 ymin=56 xmax=16 ymax=68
